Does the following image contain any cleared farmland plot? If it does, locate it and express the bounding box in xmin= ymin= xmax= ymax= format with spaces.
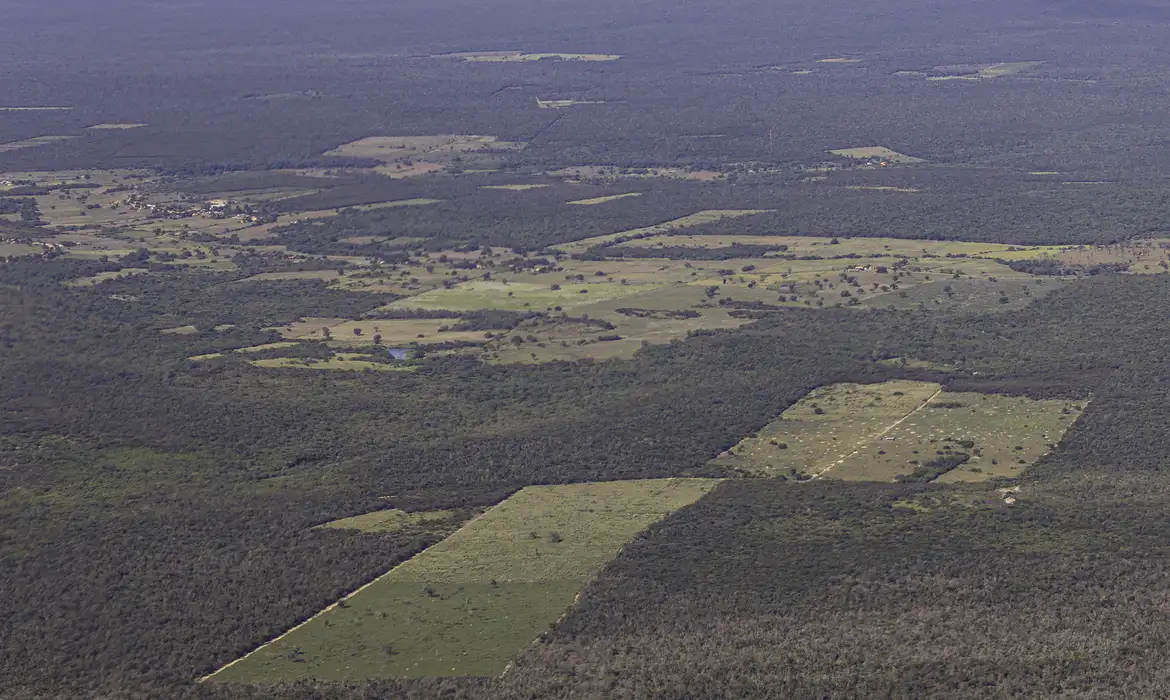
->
xmin=714 ymin=382 xmax=1084 ymax=483
xmin=207 ymin=479 xmax=717 ymax=682
xmin=833 ymin=393 xmax=1085 ymax=482
xmin=711 ymin=381 xmax=943 ymax=478
xmin=828 ymin=146 xmax=924 ymax=163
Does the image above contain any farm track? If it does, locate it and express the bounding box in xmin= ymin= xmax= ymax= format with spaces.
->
xmin=812 ymin=387 xmax=943 ymax=479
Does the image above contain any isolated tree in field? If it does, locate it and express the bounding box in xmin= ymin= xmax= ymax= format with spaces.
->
xmin=373 ymin=334 xmax=382 ymax=345
xmin=353 ymin=328 xmax=363 ymax=336
xmin=322 ymin=327 xmax=331 ymax=340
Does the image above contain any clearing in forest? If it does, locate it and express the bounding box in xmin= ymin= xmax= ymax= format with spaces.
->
xmin=481 ymin=184 xmax=549 ymax=191
xmin=324 ymin=135 xmax=523 ymax=178
xmin=437 ymin=51 xmax=621 ymax=62
xmin=205 ymin=479 xmax=718 ymax=682
xmin=537 ymin=99 xmax=606 ymax=109
xmin=555 ymin=210 xmax=774 ymax=253
xmin=0 ymin=106 xmax=72 ymax=111
xmin=0 ymin=136 xmax=78 ymax=153
xmin=832 ymin=392 xmax=1085 ymax=482
xmin=87 ymin=123 xmax=147 ymax=130
xmin=927 ymin=61 xmax=1044 ymax=80
xmin=316 ymin=509 xmax=457 ymax=534
xmin=713 ymin=381 xmax=1084 ymax=483
xmin=712 ymin=381 xmax=942 ymax=479
xmin=828 ymin=146 xmax=924 ymax=164
xmin=568 ymin=192 xmax=642 ymax=205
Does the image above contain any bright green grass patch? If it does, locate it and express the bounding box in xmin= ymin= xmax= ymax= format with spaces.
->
xmin=711 ymin=381 xmax=942 ymax=478
xmin=832 ymin=392 xmax=1085 ymax=483
xmin=317 ymin=509 xmax=456 ymax=533
xmin=208 ymin=479 xmax=716 ymax=682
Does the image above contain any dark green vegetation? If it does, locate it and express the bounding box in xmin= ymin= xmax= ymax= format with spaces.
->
xmin=8 ymin=0 xmax=1170 ymax=697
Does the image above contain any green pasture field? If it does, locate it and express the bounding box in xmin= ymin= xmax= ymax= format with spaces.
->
xmin=207 ymin=479 xmax=717 ymax=682
xmin=316 ymin=509 xmax=457 ymax=534
xmin=711 ymin=381 xmax=942 ymax=478
xmin=832 ymin=392 xmax=1085 ymax=482
xmin=480 ymin=184 xmax=549 ymax=191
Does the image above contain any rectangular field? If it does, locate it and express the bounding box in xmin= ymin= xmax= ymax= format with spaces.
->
xmin=711 ymin=381 xmax=942 ymax=478
xmin=831 ymin=392 xmax=1085 ymax=482
xmin=206 ymin=479 xmax=717 ymax=682
xmin=828 ymin=146 xmax=924 ymax=163
xmin=713 ymin=381 xmax=1084 ymax=483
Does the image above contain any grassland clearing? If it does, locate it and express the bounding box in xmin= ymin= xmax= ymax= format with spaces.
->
xmin=206 ymin=479 xmax=716 ymax=682
xmin=316 ymin=509 xmax=457 ymax=534
xmin=567 ymin=192 xmax=642 ymax=205
xmin=828 ymin=146 xmax=925 ymax=164
xmin=554 ymin=210 xmax=773 ymax=253
xmin=832 ymin=393 xmax=1084 ymax=482
xmin=537 ymin=99 xmax=607 ymax=109
xmin=481 ymin=184 xmax=549 ymax=191
xmin=160 ymin=325 xmax=199 ymax=335
xmin=63 ymin=269 xmax=151 ymax=287
xmin=817 ymin=57 xmax=865 ymax=63
xmin=438 ymin=51 xmax=621 ymax=62
xmin=0 ymin=136 xmax=78 ymax=153
xmin=0 ymin=242 xmax=45 ymax=257
xmin=712 ymin=381 xmax=1084 ymax=483
xmin=0 ymin=106 xmax=72 ymax=112
xmin=926 ymin=61 xmax=1044 ymax=81
xmin=86 ymin=123 xmax=147 ymax=130
xmin=711 ymin=381 xmax=943 ymax=479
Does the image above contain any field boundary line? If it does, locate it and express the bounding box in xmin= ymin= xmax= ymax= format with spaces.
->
xmin=812 ymin=386 xmax=943 ymax=479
